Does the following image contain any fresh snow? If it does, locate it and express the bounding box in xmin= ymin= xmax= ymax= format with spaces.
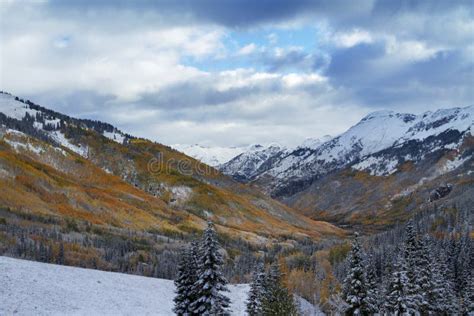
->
xmin=4 ymin=138 xmax=45 ymax=155
xmin=221 ymin=105 xmax=473 ymax=182
xmin=172 ymin=144 xmax=247 ymax=166
xmin=0 ymin=256 xmax=322 ymax=316
xmin=0 ymin=256 xmax=249 ymax=315
xmin=0 ymin=93 xmax=40 ymax=121
xmin=298 ymin=135 xmax=332 ymax=149
xmin=352 ymin=156 xmax=399 ymax=176
xmin=50 ymin=130 xmax=88 ymax=158
xmin=103 ymin=130 xmax=125 ymax=144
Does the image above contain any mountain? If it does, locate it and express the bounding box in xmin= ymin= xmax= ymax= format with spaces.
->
xmin=0 ymin=91 xmax=342 ymax=241
xmin=0 ymin=91 xmax=346 ymax=279
xmin=171 ymin=144 xmax=246 ymax=166
xmin=220 ymin=136 xmax=333 ymax=183
xmin=221 ymin=106 xmax=474 ymax=229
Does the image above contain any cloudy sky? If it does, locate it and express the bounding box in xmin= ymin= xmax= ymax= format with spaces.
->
xmin=1 ymin=0 xmax=473 ymax=146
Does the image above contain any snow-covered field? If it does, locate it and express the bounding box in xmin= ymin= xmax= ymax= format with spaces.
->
xmin=0 ymin=256 xmax=248 ymax=315
xmin=0 ymin=256 xmax=322 ymax=315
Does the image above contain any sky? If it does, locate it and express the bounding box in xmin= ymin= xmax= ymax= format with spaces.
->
xmin=0 ymin=0 xmax=473 ymax=147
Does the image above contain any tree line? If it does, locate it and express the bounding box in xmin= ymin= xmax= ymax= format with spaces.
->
xmin=339 ymin=220 xmax=473 ymax=315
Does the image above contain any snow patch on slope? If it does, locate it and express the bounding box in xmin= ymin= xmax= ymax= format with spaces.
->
xmin=352 ymin=156 xmax=399 ymax=176
xmin=50 ymin=130 xmax=88 ymax=158
xmin=103 ymin=131 xmax=125 ymax=144
xmin=0 ymin=93 xmax=40 ymax=120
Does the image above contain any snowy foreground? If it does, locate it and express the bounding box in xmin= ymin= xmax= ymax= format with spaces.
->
xmin=0 ymin=256 xmax=322 ymax=315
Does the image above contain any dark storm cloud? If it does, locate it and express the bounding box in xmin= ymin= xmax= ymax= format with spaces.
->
xmin=328 ymin=43 xmax=474 ymax=109
xmin=45 ymin=0 xmax=371 ymax=28
xmin=45 ymin=0 xmax=473 ymax=31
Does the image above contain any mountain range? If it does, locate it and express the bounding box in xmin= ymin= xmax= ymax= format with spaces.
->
xmin=1 ymin=90 xmax=472 ymax=237
xmin=179 ymin=105 xmax=473 ymax=230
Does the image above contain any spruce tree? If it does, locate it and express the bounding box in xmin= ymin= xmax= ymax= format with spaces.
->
xmin=173 ymin=246 xmax=198 ymax=316
xmin=384 ymin=253 xmax=409 ymax=315
xmin=246 ymin=261 xmax=266 ymax=316
xmin=403 ymin=220 xmax=422 ymax=314
xmin=459 ymin=232 xmax=473 ymax=314
xmin=365 ymin=254 xmax=380 ymax=314
xmin=261 ymin=263 xmax=298 ymax=316
xmin=417 ymin=236 xmax=435 ymax=315
xmin=342 ymin=232 xmax=370 ymax=315
xmin=190 ymin=222 xmax=230 ymax=315
xmin=430 ymin=244 xmax=457 ymax=314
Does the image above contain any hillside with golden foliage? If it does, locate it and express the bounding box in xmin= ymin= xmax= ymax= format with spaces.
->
xmin=0 ymin=127 xmax=342 ymax=242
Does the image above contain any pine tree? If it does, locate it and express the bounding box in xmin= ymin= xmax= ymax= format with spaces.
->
xmin=459 ymin=232 xmax=473 ymax=314
xmin=261 ymin=263 xmax=298 ymax=316
xmin=430 ymin=244 xmax=457 ymax=314
xmin=173 ymin=246 xmax=198 ymax=316
xmin=417 ymin=236 xmax=435 ymax=315
xmin=403 ymin=220 xmax=422 ymax=314
xmin=342 ymin=232 xmax=370 ymax=315
xmin=246 ymin=261 xmax=266 ymax=316
xmin=365 ymin=254 xmax=380 ymax=314
xmin=384 ymin=253 xmax=409 ymax=315
xmin=190 ymin=222 xmax=230 ymax=315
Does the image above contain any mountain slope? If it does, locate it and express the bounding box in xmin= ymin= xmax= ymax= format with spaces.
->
xmin=221 ymin=106 xmax=473 ymax=227
xmin=0 ymin=91 xmax=342 ymax=241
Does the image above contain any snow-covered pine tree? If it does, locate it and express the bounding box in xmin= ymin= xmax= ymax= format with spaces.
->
xmin=173 ymin=246 xmax=198 ymax=316
xmin=261 ymin=263 xmax=298 ymax=316
xmin=417 ymin=235 xmax=435 ymax=315
xmin=384 ymin=252 xmax=409 ymax=315
xmin=190 ymin=221 xmax=230 ymax=315
xmin=246 ymin=261 xmax=266 ymax=316
xmin=459 ymin=231 xmax=473 ymax=314
xmin=365 ymin=254 xmax=380 ymax=314
xmin=430 ymin=241 xmax=458 ymax=314
xmin=403 ymin=220 xmax=422 ymax=314
xmin=342 ymin=232 xmax=370 ymax=315
xmin=187 ymin=240 xmax=200 ymax=306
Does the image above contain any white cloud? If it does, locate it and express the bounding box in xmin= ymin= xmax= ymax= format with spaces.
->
xmin=333 ymin=29 xmax=373 ymax=48
xmin=384 ymin=36 xmax=440 ymax=63
xmin=237 ymin=43 xmax=257 ymax=55
xmin=282 ymin=73 xmax=326 ymax=88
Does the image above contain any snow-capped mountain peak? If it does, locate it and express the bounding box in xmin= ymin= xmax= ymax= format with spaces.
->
xmin=298 ymin=135 xmax=332 ymax=149
xmin=171 ymin=144 xmax=247 ymax=167
xmin=220 ymin=105 xmax=473 ymax=197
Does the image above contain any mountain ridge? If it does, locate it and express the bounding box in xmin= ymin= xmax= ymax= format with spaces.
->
xmin=219 ymin=104 xmax=473 ymax=228
xmin=0 ymin=91 xmax=343 ymax=242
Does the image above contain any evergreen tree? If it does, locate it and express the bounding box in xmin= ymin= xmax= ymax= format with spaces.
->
xmin=459 ymin=232 xmax=473 ymax=314
xmin=430 ymin=245 xmax=457 ymax=314
xmin=173 ymin=246 xmax=198 ymax=316
xmin=403 ymin=220 xmax=422 ymax=314
xmin=246 ymin=261 xmax=266 ymax=316
xmin=384 ymin=253 xmax=409 ymax=315
xmin=365 ymin=254 xmax=380 ymax=314
xmin=342 ymin=232 xmax=370 ymax=315
xmin=190 ymin=222 xmax=230 ymax=315
xmin=261 ymin=263 xmax=298 ymax=316
xmin=417 ymin=236 xmax=435 ymax=315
